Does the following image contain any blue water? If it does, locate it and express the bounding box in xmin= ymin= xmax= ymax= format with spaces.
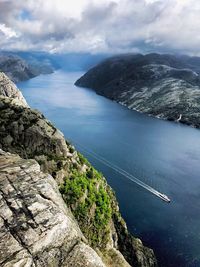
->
xmin=18 ymin=70 xmax=200 ymax=267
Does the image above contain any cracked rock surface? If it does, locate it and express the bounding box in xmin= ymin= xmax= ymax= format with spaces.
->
xmin=0 ymin=149 xmax=106 ymax=267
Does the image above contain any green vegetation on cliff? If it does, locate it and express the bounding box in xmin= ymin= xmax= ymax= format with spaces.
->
xmin=59 ymin=151 xmax=157 ymax=267
xmin=60 ymin=158 xmax=112 ymax=248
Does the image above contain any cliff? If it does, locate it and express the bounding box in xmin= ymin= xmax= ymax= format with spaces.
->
xmin=0 ymin=149 xmax=106 ymax=267
xmin=0 ymin=72 xmax=158 ymax=267
xmin=75 ymin=53 xmax=200 ymax=128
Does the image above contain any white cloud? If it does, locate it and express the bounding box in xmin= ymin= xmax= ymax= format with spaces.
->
xmin=0 ymin=23 xmax=18 ymax=39
xmin=0 ymin=0 xmax=199 ymax=55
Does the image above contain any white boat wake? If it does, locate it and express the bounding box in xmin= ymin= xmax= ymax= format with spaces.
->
xmin=71 ymin=140 xmax=171 ymax=203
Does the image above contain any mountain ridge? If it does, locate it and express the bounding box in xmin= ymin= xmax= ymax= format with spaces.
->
xmin=75 ymin=53 xmax=200 ymax=128
xmin=0 ymin=52 xmax=55 ymax=83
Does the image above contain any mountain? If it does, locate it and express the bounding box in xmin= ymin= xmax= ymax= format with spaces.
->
xmin=0 ymin=51 xmax=110 ymax=83
xmin=0 ymin=54 xmax=37 ymax=83
xmin=11 ymin=51 xmax=58 ymax=75
xmin=0 ymin=72 xmax=157 ymax=267
xmin=75 ymin=53 xmax=200 ymax=128
xmin=0 ymin=52 xmax=55 ymax=83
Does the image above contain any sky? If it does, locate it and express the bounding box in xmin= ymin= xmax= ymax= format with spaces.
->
xmin=0 ymin=0 xmax=199 ymax=55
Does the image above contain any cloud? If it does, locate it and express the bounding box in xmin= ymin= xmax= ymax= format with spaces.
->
xmin=0 ymin=24 xmax=18 ymax=39
xmin=0 ymin=0 xmax=199 ymax=55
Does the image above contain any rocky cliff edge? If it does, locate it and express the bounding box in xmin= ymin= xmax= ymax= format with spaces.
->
xmin=0 ymin=149 xmax=106 ymax=267
xmin=0 ymin=72 xmax=158 ymax=267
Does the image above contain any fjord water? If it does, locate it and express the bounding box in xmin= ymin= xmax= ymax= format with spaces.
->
xmin=19 ymin=70 xmax=200 ymax=267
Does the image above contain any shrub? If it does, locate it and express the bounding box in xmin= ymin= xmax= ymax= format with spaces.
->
xmin=60 ymin=167 xmax=112 ymax=248
xmin=69 ymin=146 xmax=75 ymax=153
xmin=78 ymin=152 xmax=90 ymax=166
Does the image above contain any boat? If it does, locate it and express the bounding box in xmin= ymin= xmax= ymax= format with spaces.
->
xmin=158 ymin=193 xmax=171 ymax=203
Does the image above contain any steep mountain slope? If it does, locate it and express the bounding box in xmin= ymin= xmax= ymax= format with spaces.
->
xmin=75 ymin=53 xmax=200 ymax=128
xmin=0 ymin=149 xmax=106 ymax=267
xmin=0 ymin=72 xmax=158 ymax=267
xmin=0 ymin=55 xmax=36 ymax=83
xmin=13 ymin=51 xmax=56 ymax=76
xmin=0 ymin=53 xmax=55 ymax=82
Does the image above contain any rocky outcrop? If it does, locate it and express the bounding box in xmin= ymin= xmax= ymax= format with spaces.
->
xmin=0 ymin=72 xmax=28 ymax=107
xmin=0 ymin=149 xmax=106 ymax=267
xmin=75 ymin=53 xmax=200 ymax=128
xmin=0 ymin=95 xmax=68 ymax=161
xmin=0 ymin=72 xmax=68 ymax=178
xmin=0 ymin=73 xmax=158 ymax=267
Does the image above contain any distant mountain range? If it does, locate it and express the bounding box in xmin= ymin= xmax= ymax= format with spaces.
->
xmin=0 ymin=52 xmax=56 ymax=83
xmin=0 ymin=54 xmax=36 ymax=82
xmin=75 ymin=53 xmax=200 ymax=128
xmin=0 ymin=51 xmax=109 ymax=83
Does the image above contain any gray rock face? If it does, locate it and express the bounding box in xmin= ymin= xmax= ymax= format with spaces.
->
xmin=0 ymin=95 xmax=68 ymax=160
xmin=0 ymin=149 xmax=106 ymax=267
xmin=0 ymin=72 xmax=28 ymax=107
xmin=75 ymin=53 xmax=200 ymax=128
